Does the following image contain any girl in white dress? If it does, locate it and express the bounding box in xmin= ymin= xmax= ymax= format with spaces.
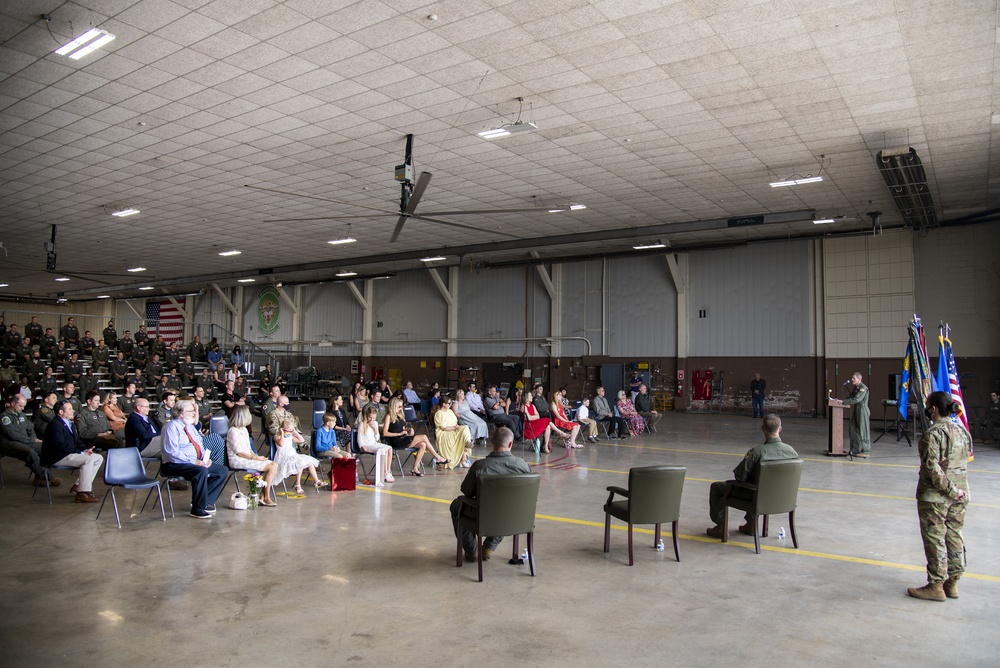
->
xmin=357 ymin=405 xmax=394 ymax=483
xmin=273 ymin=415 xmax=328 ymax=494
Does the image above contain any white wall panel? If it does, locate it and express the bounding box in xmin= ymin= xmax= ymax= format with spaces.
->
xmin=607 ymin=255 xmax=677 ymax=356
xmin=300 ymin=283 xmax=362 ymax=357
xmin=374 ymin=272 xmax=447 ymax=357
xmin=689 ymin=241 xmax=812 ymax=357
xmin=915 ymin=225 xmax=1000 ymax=357
xmin=457 ymin=265 xmax=549 ymax=357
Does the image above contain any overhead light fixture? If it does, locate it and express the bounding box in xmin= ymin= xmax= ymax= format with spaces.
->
xmin=769 ymin=176 xmax=824 ymax=188
xmin=56 ymin=298 xmax=68 ymax=303
xmin=812 ymin=218 xmax=836 ymax=225
xmin=55 ymin=28 xmax=116 ymax=60
xmin=478 ymin=121 xmax=538 ymax=139
xmin=420 ymin=256 xmax=446 ymax=262
xmin=237 ymin=278 xmax=256 ymax=283
xmin=96 ymin=295 xmax=110 ymax=299
xmin=633 ymin=243 xmax=667 ymax=250
xmin=127 ymin=266 xmax=146 ymax=272
xmin=218 ymin=249 xmax=241 ymax=257
xmin=54 ymin=277 xmax=70 ymax=282
xmin=110 ymin=207 xmax=140 ymax=217
xmin=335 ymin=271 xmax=357 ymax=277
xmin=138 ymin=286 xmax=154 ymax=291
xmin=327 ymin=237 xmax=357 ymax=245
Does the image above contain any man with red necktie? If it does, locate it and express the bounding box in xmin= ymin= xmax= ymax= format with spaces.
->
xmin=161 ymin=398 xmax=228 ymax=519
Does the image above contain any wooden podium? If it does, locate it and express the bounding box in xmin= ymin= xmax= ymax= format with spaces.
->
xmin=826 ymin=399 xmax=848 ymax=456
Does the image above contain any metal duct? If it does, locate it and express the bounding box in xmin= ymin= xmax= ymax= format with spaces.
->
xmin=875 ymin=147 xmax=938 ymax=233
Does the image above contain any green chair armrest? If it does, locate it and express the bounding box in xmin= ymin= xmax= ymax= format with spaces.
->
xmin=606 ymin=485 xmax=629 ymax=497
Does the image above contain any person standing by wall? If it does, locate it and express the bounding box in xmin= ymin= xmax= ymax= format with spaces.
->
xmin=907 ymin=391 xmax=971 ymax=602
xmin=750 ymin=373 xmax=766 ymax=418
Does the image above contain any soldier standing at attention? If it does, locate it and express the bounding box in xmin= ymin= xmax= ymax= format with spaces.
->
xmin=750 ymin=372 xmax=766 ymax=418
xmin=103 ymin=319 xmax=117 ymax=349
xmin=836 ymin=372 xmax=870 ymax=458
xmin=60 ymin=317 xmax=80 ymax=349
xmin=907 ymin=391 xmax=971 ymax=602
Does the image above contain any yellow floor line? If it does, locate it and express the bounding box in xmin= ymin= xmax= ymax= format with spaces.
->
xmin=359 ymin=486 xmax=1000 ymax=583
xmin=537 ymin=463 xmax=999 ymax=509
xmin=587 ymin=440 xmax=1000 ymax=475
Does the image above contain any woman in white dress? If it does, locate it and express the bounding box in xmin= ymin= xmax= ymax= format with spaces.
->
xmin=225 ymin=405 xmax=277 ymax=506
xmin=453 ymin=389 xmax=488 ymax=443
xmin=357 ymin=404 xmax=394 ymax=483
xmin=273 ymin=415 xmax=329 ymax=494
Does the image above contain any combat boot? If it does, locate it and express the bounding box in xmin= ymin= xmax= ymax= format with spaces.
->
xmin=907 ymin=582 xmax=946 ymax=601
xmin=943 ymin=576 xmax=961 ymax=599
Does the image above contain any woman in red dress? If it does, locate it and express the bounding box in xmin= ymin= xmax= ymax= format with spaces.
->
xmin=521 ymin=390 xmax=567 ymax=453
xmin=549 ymin=390 xmax=583 ymax=448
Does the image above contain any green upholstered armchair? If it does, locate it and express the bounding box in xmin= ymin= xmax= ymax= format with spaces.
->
xmin=722 ymin=458 xmax=803 ymax=554
xmin=603 ymin=465 xmax=686 ymax=565
xmin=455 ymin=473 xmax=541 ymax=582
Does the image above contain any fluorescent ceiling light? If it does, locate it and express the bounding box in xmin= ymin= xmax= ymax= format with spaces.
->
xmin=812 ymin=218 xmax=836 ymax=225
xmin=218 ymin=250 xmax=241 ymax=256
xmin=327 ymin=237 xmax=357 ymax=245
xmin=127 ymin=266 xmax=146 ymax=272
xmin=96 ymin=295 xmax=110 ymax=299
xmin=420 ymin=256 xmax=446 ymax=262
xmin=237 ymin=278 xmax=256 ymax=283
xmin=633 ymin=243 xmax=667 ymax=250
xmin=54 ymin=277 xmax=70 ymax=282
xmin=55 ymin=28 xmax=115 ymax=60
xmin=56 ymin=298 xmax=68 ymax=303
xmin=138 ymin=286 xmax=154 ymax=291
xmin=477 ymin=121 xmax=538 ymax=139
xmin=335 ymin=271 xmax=357 ymax=277
xmin=110 ymin=207 xmax=140 ymax=217
xmin=770 ymin=176 xmax=824 ymax=188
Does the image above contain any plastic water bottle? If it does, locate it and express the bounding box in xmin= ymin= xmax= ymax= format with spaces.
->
xmin=778 ymin=527 xmax=786 ymax=540
xmin=656 ymin=539 xmax=665 ymax=551
xmin=520 ymin=548 xmax=529 ymax=560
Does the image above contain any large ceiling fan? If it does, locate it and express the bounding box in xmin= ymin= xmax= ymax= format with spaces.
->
xmin=247 ymin=134 xmax=584 ymax=243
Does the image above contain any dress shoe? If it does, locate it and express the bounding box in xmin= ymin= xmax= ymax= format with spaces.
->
xmin=738 ymin=523 xmax=755 ymax=536
xmin=49 ymin=476 xmax=62 ymax=487
xmin=706 ymin=525 xmax=725 ymax=539
xmin=75 ymin=491 xmax=99 ymax=503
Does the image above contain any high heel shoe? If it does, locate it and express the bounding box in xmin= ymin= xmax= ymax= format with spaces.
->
xmin=294 ymin=485 xmax=304 ymax=494
xmin=410 ymin=470 xmax=424 ymax=477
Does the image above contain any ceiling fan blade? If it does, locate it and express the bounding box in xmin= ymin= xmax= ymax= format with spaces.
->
xmin=390 ymin=172 xmax=432 ymax=243
xmin=409 ymin=214 xmax=522 ymax=239
xmin=49 ymin=271 xmax=115 ymax=286
xmin=263 ymin=214 xmax=389 ymax=223
xmin=421 ymin=207 xmax=551 ymax=216
xmin=244 ymin=184 xmax=398 ymax=216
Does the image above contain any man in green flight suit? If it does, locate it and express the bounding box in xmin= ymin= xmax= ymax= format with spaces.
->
xmin=837 ymin=372 xmax=870 ymax=458
xmin=706 ymin=414 xmax=798 ymax=539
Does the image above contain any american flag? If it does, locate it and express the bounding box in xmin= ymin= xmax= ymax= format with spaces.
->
xmin=935 ymin=327 xmax=973 ymax=461
xmin=146 ymin=299 xmax=185 ymax=343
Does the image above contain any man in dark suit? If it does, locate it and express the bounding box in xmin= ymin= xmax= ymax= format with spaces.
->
xmin=41 ymin=401 xmax=104 ymax=503
xmin=124 ymin=398 xmax=161 ymax=457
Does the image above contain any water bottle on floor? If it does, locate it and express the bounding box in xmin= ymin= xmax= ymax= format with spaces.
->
xmin=656 ymin=539 xmax=664 ymax=551
xmin=778 ymin=527 xmax=786 ymax=540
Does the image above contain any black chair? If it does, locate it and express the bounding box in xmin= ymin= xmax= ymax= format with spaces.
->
xmin=96 ymin=447 xmax=166 ymax=528
xmin=456 ymin=473 xmax=541 ymax=582
xmin=722 ymin=459 xmax=803 ymax=554
xmin=604 ymin=465 xmax=685 ymax=564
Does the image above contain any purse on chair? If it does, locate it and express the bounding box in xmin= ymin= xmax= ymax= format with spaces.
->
xmin=229 ymin=492 xmax=249 ymax=510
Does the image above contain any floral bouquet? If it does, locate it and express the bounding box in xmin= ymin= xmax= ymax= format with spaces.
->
xmin=243 ymin=472 xmax=266 ymax=508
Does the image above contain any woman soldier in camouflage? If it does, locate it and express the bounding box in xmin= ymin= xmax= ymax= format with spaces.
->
xmin=907 ymin=391 xmax=972 ymax=601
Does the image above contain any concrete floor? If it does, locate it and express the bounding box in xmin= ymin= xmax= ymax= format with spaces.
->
xmin=1 ymin=409 xmax=997 ymax=667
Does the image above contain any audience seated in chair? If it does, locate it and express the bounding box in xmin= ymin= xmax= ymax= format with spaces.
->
xmin=225 ymin=405 xmax=277 ymax=506
xmin=706 ymin=413 xmax=798 ymax=540
xmin=161 ymin=398 xmax=229 ymax=519
xmin=41 ymin=400 xmax=104 ymax=503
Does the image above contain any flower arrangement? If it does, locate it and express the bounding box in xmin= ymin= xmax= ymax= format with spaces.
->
xmin=243 ymin=472 xmax=266 ymax=508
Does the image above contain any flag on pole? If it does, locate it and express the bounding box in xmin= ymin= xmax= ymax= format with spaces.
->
xmin=145 ymin=299 xmax=186 ymax=344
xmin=935 ymin=325 xmax=973 ymax=461
xmin=900 ymin=316 xmax=935 ymax=430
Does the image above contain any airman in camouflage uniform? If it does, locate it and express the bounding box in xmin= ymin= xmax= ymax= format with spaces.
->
xmin=908 ymin=391 xmax=971 ymax=602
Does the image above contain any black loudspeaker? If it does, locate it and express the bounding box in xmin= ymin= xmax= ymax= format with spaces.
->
xmin=889 ymin=374 xmax=902 ymax=403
